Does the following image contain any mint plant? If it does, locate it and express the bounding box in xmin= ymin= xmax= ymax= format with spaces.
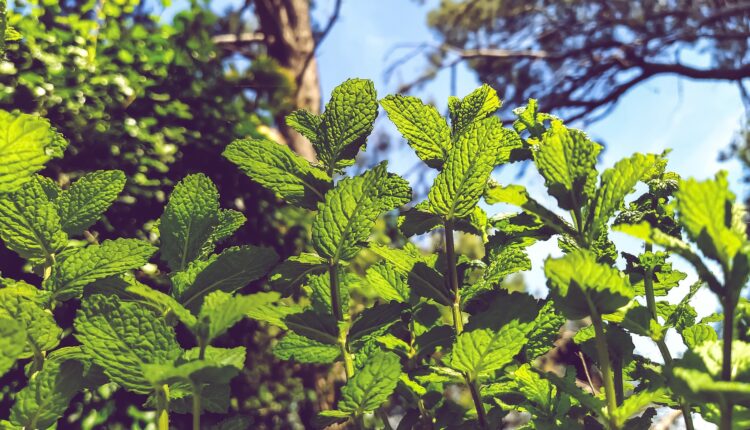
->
xmin=1 ymin=78 xmax=749 ymax=429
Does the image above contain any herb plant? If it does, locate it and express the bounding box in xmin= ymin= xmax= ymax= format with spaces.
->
xmin=1 ymin=78 xmax=749 ymax=429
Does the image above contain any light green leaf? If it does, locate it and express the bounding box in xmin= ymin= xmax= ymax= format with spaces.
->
xmin=449 ymin=84 xmax=501 ymax=137
xmin=0 ymin=111 xmax=67 ymax=192
xmin=115 ymin=279 xmax=197 ymax=328
xmin=675 ymin=171 xmax=746 ymax=265
xmin=381 ymin=94 xmax=451 ymax=168
xmin=682 ymin=324 xmax=718 ymax=349
xmin=0 ymin=175 xmax=67 ymax=262
xmin=56 ymin=170 xmax=126 ymax=235
xmin=184 ymin=346 xmax=247 ymax=370
xmin=268 ymin=253 xmax=327 ymax=295
xmin=544 ymin=249 xmax=634 ymax=319
xmin=524 ymin=301 xmax=566 ymax=359
xmin=305 ymin=271 xmax=350 ymax=317
xmin=427 ymin=116 xmax=504 ymax=220
xmin=46 ymin=239 xmax=156 ymax=301
xmin=365 ymin=262 xmax=410 ymax=303
xmin=223 ymin=138 xmax=331 ymax=210
xmin=159 ymin=174 xmax=219 ymax=271
xmin=244 ymin=292 xmax=302 ymax=329
xmin=273 ymin=332 xmax=340 ymax=364
xmin=176 ymin=245 xmax=278 ymax=312
xmin=369 ymin=243 xmax=450 ymax=305
xmin=9 ymin=360 xmax=83 ymax=430
xmin=199 ymin=291 xmax=273 ymax=343
xmin=513 ymin=99 xmax=553 ymax=139
xmin=462 ymin=244 xmax=531 ymax=304
xmin=202 ymin=209 xmax=246 ymax=253
xmin=312 ymin=163 xmax=411 ymax=263
xmin=534 ymin=121 xmax=601 ymax=211
xmin=0 ymin=318 xmax=25 ymax=377
xmin=611 ymin=389 xmax=669 ymax=428
xmin=590 ymin=153 xmax=657 ymax=235
xmin=317 ymin=78 xmax=378 ymax=171
xmin=75 ymin=295 xmax=181 ymax=394
xmin=447 ymin=321 xmax=531 ymax=380
xmin=286 ymin=109 xmax=321 ymax=145
xmin=338 ymin=351 xmax=402 ymax=414
xmin=513 ymin=364 xmax=556 ymax=414
xmin=0 ymin=290 xmax=61 ymax=358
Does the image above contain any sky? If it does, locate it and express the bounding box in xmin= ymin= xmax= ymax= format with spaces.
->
xmin=168 ymin=0 xmax=745 ymax=378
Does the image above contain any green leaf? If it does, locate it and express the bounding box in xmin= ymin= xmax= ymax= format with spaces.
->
xmin=682 ymin=324 xmax=718 ymax=349
xmin=513 ymin=98 xmax=553 ymax=139
xmin=427 ymin=116 xmax=505 ymax=220
xmin=286 ymin=109 xmax=321 ymax=145
xmin=285 ymin=310 xmax=339 ymax=345
xmin=381 ymin=94 xmax=451 ymax=168
xmin=348 ymin=302 xmax=407 ymax=342
xmin=109 ymin=278 xmax=197 ymax=328
xmin=75 ymin=295 xmax=181 ymax=394
xmin=611 ymin=389 xmax=669 ymax=428
xmin=524 ymin=301 xmax=566 ymax=358
xmin=0 ymin=290 xmax=61 ymax=358
xmin=244 ymin=292 xmax=302 ymax=329
xmin=449 ymin=84 xmax=501 ymax=137
xmin=0 ymin=111 xmax=67 ymax=192
xmin=317 ymin=78 xmax=378 ymax=171
xmin=447 ymin=320 xmax=532 ymax=380
xmin=223 ymin=138 xmax=331 ymax=210
xmin=675 ymin=171 xmax=746 ymax=265
xmin=513 ymin=364 xmax=556 ymax=414
xmin=176 ymin=245 xmax=278 ymax=312
xmin=268 ymin=253 xmax=327 ymax=295
xmin=201 ymin=209 xmax=246 ymax=256
xmin=365 ymin=262 xmax=410 ymax=303
xmin=305 ymin=271 xmax=350 ymax=317
xmin=159 ymin=174 xmax=220 ymax=271
xmin=533 ymin=121 xmax=601 ymax=211
xmin=199 ymin=291 xmax=268 ymax=343
xmin=369 ymin=243 xmax=450 ymax=306
xmin=0 ymin=175 xmax=67 ymax=262
xmin=544 ymin=250 xmax=634 ymax=319
xmin=45 ymin=239 xmax=156 ymax=301
xmin=312 ymin=163 xmax=411 ymax=263
xmin=56 ymin=170 xmax=126 ymax=235
xmin=535 ymin=366 xmax=605 ymax=417
xmin=590 ymin=153 xmax=657 ymax=235
xmin=338 ymin=351 xmax=402 ymax=414
xmin=273 ymin=332 xmax=340 ymax=364
xmin=0 ymin=318 xmax=25 ymax=377
xmin=462 ymin=244 xmax=531 ymax=304
xmin=9 ymin=360 xmax=83 ymax=429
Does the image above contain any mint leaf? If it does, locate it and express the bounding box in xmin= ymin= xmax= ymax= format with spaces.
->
xmin=317 ymin=78 xmax=378 ymax=171
xmin=682 ymin=324 xmax=718 ymax=349
xmin=0 ymin=318 xmax=25 ymax=377
xmin=369 ymin=243 xmax=450 ymax=305
xmin=365 ymin=262 xmax=410 ymax=303
xmin=206 ymin=209 xmax=246 ymax=247
xmin=590 ymin=153 xmax=657 ymax=235
xmin=223 ymin=138 xmax=332 ymax=210
xmin=0 ymin=111 xmax=67 ymax=192
xmin=0 ymin=290 xmax=61 ymax=358
xmin=274 ymin=332 xmax=340 ymax=364
xmin=338 ymin=351 xmax=402 ymax=415
xmin=534 ymin=121 xmax=601 ymax=211
xmin=9 ymin=360 xmax=83 ymax=429
xmin=285 ymin=310 xmax=339 ymax=345
xmin=268 ymin=253 xmax=327 ymax=295
xmin=175 ymin=245 xmax=278 ymax=312
xmin=75 ymin=295 xmax=181 ymax=394
xmin=449 ymin=84 xmax=501 ymax=137
xmin=56 ymin=170 xmax=126 ymax=235
xmin=45 ymin=238 xmax=156 ymax=301
xmin=427 ymin=117 xmax=504 ymax=220
xmin=312 ymin=163 xmax=411 ymax=263
xmin=0 ymin=175 xmax=67 ymax=262
xmin=545 ymin=250 xmax=634 ymax=319
xmin=199 ymin=291 xmax=270 ymax=343
xmin=160 ymin=173 xmax=219 ymax=271
xmin=512 ymin=99 xmax=553 ymax=139
xmin=286 ymin=109 xmax=321 ymax=145
xmin=244 ymin=292 xmax=302 ymax=329
xmin=447 ymin=321 xmax=531 ymax=380
xmin=348 ymin=302 xmax=407 ymax=343
xmin=381 ymin=94 xmax=451 ymax=168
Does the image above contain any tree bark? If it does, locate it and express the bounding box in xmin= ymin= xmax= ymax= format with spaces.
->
xmin=254 ymin=0 xmax=319 ymax=161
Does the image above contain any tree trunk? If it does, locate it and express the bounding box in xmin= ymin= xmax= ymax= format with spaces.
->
xmin=254 ymin=0 xmax=319 ymax=161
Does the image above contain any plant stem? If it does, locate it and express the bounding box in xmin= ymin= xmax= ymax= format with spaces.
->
xmin=466 ymin=376 xmax=488 ymax=429
xmin=192 ymin=383 xmax=201 ymax=430
xmin=587 ymin=301 xmax=618 ymax=430
xmin=720 ymin=298 xmax=735 ymax=430
xmin=198 ymin=337 xmax=207 ymax=360
xmin=642 ymin=245 xmax=695 ymax=430
xmin=155 ymin=384 xmax=170 ymax=430
xmin=444 ymin=221 xmax=463 ymax=334
xmin=330 ymin=263 xmax=354 ymax=379
xmin=378 ymin=409 xmax=393 ymax=430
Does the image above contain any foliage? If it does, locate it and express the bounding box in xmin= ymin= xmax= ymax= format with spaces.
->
xmin=1 ymin=73 xmax=750 ymax=430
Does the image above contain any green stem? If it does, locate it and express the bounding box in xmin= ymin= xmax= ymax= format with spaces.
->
xmin=588 ymin=301 xmax=618 ymax=430
xmin=466 ymin=375 xmax=488 ymax=429
xmin=721 ymin=298 xmax=736 ymax=430
xmin=330 ymin=263 xmax=354 ymax=379
xmin=642 ymin=245 xmax=695 ymax=430
xmin=198 ymin=337 xmax=207 ymax=361
xmin=612 ymin=355 xmax=624 ymax=406
xmin=192 ymin=383 xmax=201 ymax=430
xmin=444 ymin=221 xmax=463 ymax=334
xmin=156 ymin=384 xmax=170 ymax=430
